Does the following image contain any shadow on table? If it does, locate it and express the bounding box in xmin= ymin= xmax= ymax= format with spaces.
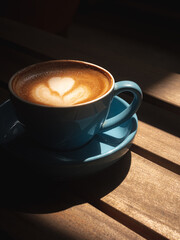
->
xmin=0 ymin=148 xmax=131 ymax=214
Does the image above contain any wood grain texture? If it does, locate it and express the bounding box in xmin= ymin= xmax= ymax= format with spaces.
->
xmin=0 ymin=204 xmax=145 ymax=240
xmin=0 ymin=17 xmax=180 ymax=110
xmin=134 ymin=121 xmax=180 ymax=167
xmin=134 ymin=99 xmax=180 ymax=137
xmin=98 ymin=152 xmax=180 ymax=240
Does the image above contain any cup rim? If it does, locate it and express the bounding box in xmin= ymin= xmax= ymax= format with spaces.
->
xmin=8 ymin=59 xmax=115 ymax=108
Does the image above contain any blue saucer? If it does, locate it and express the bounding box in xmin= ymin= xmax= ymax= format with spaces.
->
xmin=0 ymin=97 xmax=138 ymax=180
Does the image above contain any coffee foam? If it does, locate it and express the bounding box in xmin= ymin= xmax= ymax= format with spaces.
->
xmin=30 ymin=76 xmax=91 ymax=106
xmin=13 ymin=65 xmax=112 ymax=106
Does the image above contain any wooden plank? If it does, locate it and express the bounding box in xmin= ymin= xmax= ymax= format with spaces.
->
xmin=133 ymin=121 xmax=180 ymax=169
xmin=133 ymin=98 xmax=180 ymax=137
xmin=88 ymin=152 xmax=180 ymax=240
xmin=0 ymin=203 xmax=145 ymax=240
xmin=0 ymin=17 xmax=180 ymax=111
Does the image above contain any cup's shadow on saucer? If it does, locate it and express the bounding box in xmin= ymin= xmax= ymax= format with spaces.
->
xmin=0 ymin=146 xmax=131 ymax=214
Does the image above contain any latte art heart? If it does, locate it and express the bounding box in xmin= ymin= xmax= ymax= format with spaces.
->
xmin=31 ymin=77 xmax=91 ymax=106
xmin=13 ymin=65 xmax=112 ymax=107
xmin=48 ymin=77 xmax=75 ymax=96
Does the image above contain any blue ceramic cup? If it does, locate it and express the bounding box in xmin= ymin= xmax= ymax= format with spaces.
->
xmin=9 ymin=60 xmax=142 ymax=150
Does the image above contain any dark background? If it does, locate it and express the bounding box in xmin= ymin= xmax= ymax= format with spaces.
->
xmin=1 ymin=0 xmax=180 ymax=51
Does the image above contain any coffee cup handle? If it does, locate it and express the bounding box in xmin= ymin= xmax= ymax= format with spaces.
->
xmin=101 ymin=81 xmax=143 ymax=131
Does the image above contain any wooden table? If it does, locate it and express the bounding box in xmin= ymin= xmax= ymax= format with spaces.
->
xmin=0 ymin=17 xmax=179 ymax=240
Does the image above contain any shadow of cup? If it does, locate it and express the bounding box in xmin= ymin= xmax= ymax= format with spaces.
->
xmin=0 ymin=148 xmax=131 ymax=213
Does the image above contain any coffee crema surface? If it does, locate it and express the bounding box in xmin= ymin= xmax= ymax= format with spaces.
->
xmin=13 ymin=65 xmax=112 ymax=107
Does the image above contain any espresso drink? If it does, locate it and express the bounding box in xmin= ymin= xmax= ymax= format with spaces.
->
xmin=12 ymin=61 xmax=113 ymax=107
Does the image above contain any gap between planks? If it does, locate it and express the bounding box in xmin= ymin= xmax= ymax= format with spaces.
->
xmin=89 ymin=199 xmax=168 ymax=240
xmin=131 ymin=144 xmax=180 ymax=175
xmin=73 ymin=152 xmax=180 ymax=240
